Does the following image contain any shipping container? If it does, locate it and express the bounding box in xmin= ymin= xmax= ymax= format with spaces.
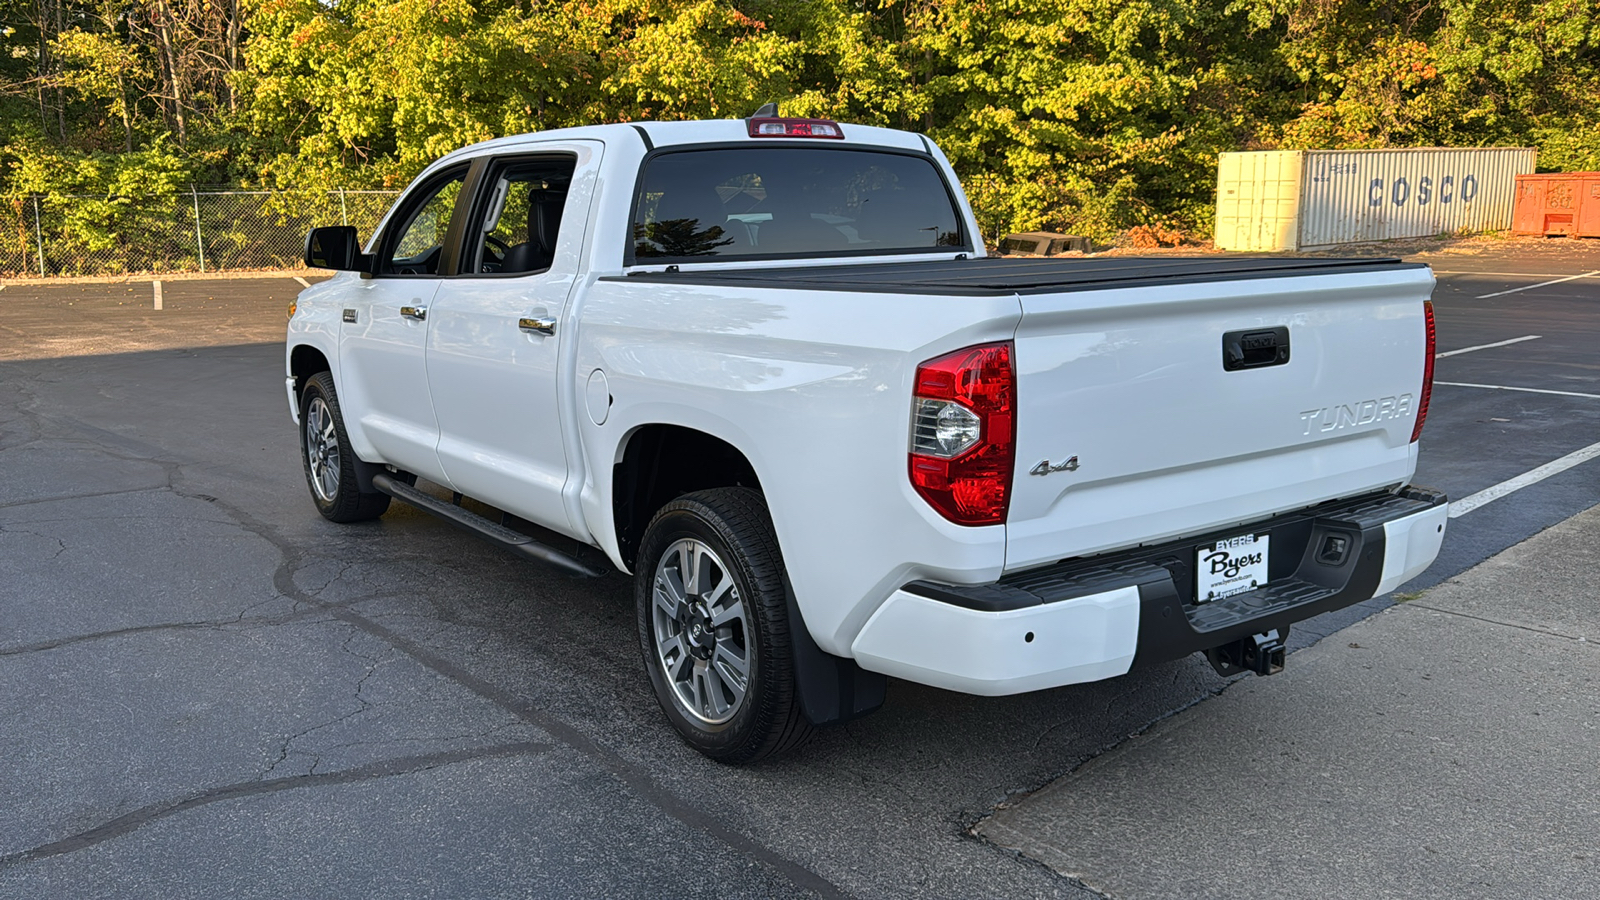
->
xmin=1513 ymin=173 xmax=1600 ymax=237
xmin=1215 ymin=148 xmax=1536 ymax=251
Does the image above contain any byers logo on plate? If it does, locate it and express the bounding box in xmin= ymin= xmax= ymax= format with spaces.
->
xmin=1198 ymin=534 xmax=1270 ymax=602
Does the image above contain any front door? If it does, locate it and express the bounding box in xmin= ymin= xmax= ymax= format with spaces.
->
xmin=338 ymin=165 xmax=469 ymax=482
xmin=425 ymin=143 xmax=601 ymax=537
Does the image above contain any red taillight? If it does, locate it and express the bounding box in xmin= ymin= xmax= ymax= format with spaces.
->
xmin=1411 ymin=300 xmax=1436 ymax=443
xmin=908 ymin=342 xmax=1016 ymax=525
xmin=747 ymin=117 xmax=845 ymax=139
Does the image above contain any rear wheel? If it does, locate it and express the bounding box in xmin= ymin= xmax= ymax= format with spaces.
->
xmin=299 ymin=371 xmax=391 ymax=523
xmin=636 ymin=488 xmax=812 ymax=763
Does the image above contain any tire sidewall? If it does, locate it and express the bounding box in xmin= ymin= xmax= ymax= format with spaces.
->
xmin=635 ymin=498 xmax=775 ymax=759
xmin=299 ymin=373 xmax=358 ymax=520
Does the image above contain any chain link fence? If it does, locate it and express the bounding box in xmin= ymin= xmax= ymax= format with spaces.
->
xmin=0 ymin=189 xmax=401 ymax=277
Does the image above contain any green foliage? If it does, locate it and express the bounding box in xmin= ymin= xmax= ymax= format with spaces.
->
xmin=0 ymin=139 xmax=193 ymax=272
xmin=1 ymin=0 xmax=1598 ymax=246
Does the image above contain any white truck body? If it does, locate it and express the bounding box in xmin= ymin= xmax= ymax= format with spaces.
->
xmin=287 ymin=117 xmax=1447 ymax=726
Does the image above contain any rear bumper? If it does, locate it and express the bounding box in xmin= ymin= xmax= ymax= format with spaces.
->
xmin=849 ymin=486 xmax=1448 ymax=696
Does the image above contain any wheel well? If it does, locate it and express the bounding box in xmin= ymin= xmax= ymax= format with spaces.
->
xmin=290 ymin=345 xmax=331 ymax=399
xmin=613 ymin=425 xmax=762 ymax=568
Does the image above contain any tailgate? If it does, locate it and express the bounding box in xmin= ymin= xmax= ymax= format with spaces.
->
xmin=1005 ymin=264 xmax=1435 ymax=571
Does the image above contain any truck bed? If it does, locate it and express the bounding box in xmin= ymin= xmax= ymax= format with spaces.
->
xmin=614 ymin=255 xmax=1426 ymax=296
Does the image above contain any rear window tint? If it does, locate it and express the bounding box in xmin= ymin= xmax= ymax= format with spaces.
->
xmin=631 ymin=148 xmax=964 ymax=263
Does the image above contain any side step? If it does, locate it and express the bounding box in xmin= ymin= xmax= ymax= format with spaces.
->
xmin=371 ymin=473 xmax=607 ymax=578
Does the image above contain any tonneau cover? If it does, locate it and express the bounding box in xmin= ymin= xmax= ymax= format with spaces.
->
xmin=615 ymin=255 xmax=1425 ymax=296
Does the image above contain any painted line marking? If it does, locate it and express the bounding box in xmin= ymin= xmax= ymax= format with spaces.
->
xmin=1449 ymin=440 xmax=1600 ymax=518
xmin=1475 ymin=270 xmax=1600 ymax=299
xmin=1435 ymin=381 xmax=1600 ymax=400
xmin=293 ymin=276 xmax=311 ymax=288
xmin=1436 ymin=335 xmax=1541 ymax=358
xmin=1434 ymin=270 xmax=1585 ymax=278
xmin=152 ymin=280 xmax=163 ymax=311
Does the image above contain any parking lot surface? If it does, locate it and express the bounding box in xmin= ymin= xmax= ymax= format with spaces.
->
xmin=2 ymin=245 xmax=1597 ymax=898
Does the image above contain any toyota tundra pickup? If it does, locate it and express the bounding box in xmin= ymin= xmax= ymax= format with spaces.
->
xmin=287 ymin=114 xmax=1448 ymax=763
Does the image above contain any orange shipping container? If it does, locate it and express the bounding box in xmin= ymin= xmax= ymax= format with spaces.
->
xmin=1513 ymin=172 xmax=1600 ymax=237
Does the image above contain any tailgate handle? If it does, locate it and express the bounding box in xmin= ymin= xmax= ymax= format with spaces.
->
xmin=1223 ymin=327 xmax=1290 ymax=371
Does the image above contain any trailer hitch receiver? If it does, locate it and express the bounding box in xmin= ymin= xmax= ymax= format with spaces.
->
xmin=1205 ymin=628 xmax=1287 ymax=677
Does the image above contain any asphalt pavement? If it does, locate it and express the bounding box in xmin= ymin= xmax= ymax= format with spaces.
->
xmin=1 ymin=243 xmax=1598 ymax=898
xmin=978 ymin=500 xmax=1600 ymax=900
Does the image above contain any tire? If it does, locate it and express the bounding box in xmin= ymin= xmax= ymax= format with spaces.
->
xmin=298 ymin=371 xmax=392 ymax=523
xmin=635 ymin=488 xmax=813 ymax=763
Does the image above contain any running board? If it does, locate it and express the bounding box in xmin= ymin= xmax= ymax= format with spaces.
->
xmin=371 ymin=473 xmax=607 ymax=578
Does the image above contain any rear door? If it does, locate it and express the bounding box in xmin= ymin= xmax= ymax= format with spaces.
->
xmin=424 ymin=142 xmax=601 ymax=537
xmin=1004 ymin=266 xmax=1436 ymax=571
xmin=338 ymin=164 xmax=470 ymax=481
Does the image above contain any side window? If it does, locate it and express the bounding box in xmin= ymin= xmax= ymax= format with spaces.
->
xmin=381 ymin=168 xmax=468 ymax=276
xmin=468 ymin=155 xmax=579 ymax=276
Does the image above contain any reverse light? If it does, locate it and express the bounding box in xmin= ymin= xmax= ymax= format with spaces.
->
xmin=747 ymin=118 xmax=845 ymax=139
xmin=908 ymin=342 xmax=1016 ymax=526
xmin=1411 ymin=300 xmax=1435 ymax=443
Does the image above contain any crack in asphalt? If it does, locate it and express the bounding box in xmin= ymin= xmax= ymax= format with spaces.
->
xmin=0 ymin=523 xmax=67 ymax=560
xmin=0 ymin=486 xmax=171 ymax=512
xmin=0 ymin=589 xmax=430 ymax=659
xmin=262 ymin=630 xmax=393 ymax=779
xmin=0 ymin=742 xmax=554 ymax=870
xmin=8 ymin=413 xmax=853 ymax=900
xmin=1408 ymin=601 xmax=1596 ymax=645
xmin=0 ymin=609 xmax=330 ymax=658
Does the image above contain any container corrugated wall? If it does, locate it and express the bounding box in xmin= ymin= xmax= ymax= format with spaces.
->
xmin=1214 ymin=148 xmax=1536 ymax=251
xmin=1215 ymin=151 xmax=1302 ymax=251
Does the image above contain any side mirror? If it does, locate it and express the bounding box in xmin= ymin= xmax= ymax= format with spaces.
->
xmin=305 ymin=226 xmax=371 ymax=272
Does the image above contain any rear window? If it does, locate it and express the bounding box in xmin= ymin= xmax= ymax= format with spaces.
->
xmin=630 ymin=147 xmax=965 ymax=263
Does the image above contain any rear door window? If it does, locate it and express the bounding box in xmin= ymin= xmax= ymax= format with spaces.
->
xmin=463 ymin=155 xmax=579 ymax=276
xmin=380 ymin=166 xmax=468 ymax=276
xmin=630 ymin=148 xmax=965 ymax=264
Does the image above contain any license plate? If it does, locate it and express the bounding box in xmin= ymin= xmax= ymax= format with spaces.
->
xmin=1196 ymin=533 xmax=1269 ymax=602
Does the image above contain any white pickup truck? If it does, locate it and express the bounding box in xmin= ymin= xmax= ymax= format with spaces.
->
xmin=288 ymin=114 xmax=1448 ymax=763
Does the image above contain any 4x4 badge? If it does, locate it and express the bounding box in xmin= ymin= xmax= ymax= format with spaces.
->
xmin=1030 ymin=456 xmax=1079 ymax=476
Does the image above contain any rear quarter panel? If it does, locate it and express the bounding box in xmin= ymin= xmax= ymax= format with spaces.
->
xmin=574 ymin=278 xmax=1021 ymax=655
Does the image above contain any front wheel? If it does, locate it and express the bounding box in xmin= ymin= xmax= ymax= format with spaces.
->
xmin=635 ymin=488 xmax=812 ymax=763
xmin=299 ymin=371 xmax=391 ymax=523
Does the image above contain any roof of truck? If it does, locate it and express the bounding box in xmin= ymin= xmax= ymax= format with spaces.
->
xmin=434 ymin=118 xmax=930 ymax=168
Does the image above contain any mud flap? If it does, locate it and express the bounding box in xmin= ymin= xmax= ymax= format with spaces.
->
xmin=783 ymin=574 xmax=887 ymax=726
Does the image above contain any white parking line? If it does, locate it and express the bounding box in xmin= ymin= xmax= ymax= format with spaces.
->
xmin=1435 ymin=381 xmax=1600 ymax=400
xmin=152 ymin=280 xmax=163 ymax=311
xmin=294 ymin=276 xmax=311 ymax=288
xmin=1436 ymin=335 xmax=1541 ymax=358
xmin=1434 ymin=270 xmax=1580 ymax=278
xmin=1449 ymin=440 xmax=1600 ymax=518
xmin=1475 ymin=270 xmax=1600 ymax=299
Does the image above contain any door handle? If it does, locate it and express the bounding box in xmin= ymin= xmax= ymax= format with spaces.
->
xmin=519 ymin=310 xmax=556 ymax=335
xmin=519 ymin=317 xmax=555 ymax=335
xmin=400 ymin=305 xmax=428 ymax=321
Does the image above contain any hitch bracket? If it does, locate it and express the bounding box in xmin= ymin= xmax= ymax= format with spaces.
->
xmin=1205 ymin=628 xmax=1288 ymax=677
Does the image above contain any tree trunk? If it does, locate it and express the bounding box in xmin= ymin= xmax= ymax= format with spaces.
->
xmin=118 ymin=76 xmax=133 ymax=152
xmin=35 ymin=0 xmax=52 ymax=135
xmin=226 ymin=0 xmax=241 ymax=112
xmin=154 ymin=0 xmax=187 ymax=145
